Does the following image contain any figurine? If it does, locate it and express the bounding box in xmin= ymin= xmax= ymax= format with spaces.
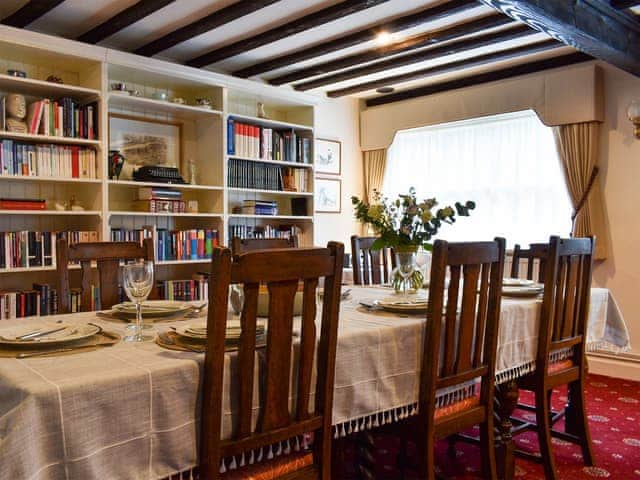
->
xmin=109 ymin=150 xmax=125 ymax=180
xmin=46 ymin=75 xmax=63 ymax=84
xmin=6 ymin=94 xmax=28 ymax=133
xmin=257 ymin=102 xmax=267 ymax=119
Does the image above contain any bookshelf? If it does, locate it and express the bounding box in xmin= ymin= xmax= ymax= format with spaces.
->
xmin=0 ymin=27 xmax=317 ymax=314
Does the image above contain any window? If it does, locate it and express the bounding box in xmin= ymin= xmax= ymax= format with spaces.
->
xmin=383 ymin=110 xmax=572 ymax=247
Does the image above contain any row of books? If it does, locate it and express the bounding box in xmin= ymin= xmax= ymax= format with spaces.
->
xmin=228 ymin=158 xmax=282 ymax=191
xmin=0 ymin=285 xmax=59 ymax=319
xmin=156 ymin=276 xmax=208 ymax=302
xmin=0 ymin=140 xmax=97 ymax=178
xmin=0 ymin=97 xmax=98 ymax=139
xmin=229 ymin=223 xmax=301 ymax=240
xmin=110 ymin=227 xmax=220 ymax=261
xmin=0 ymin=230 xmax=99 ymax=270
xmin=0 ymin=198 xmax=46 ymax=210
xmin=238 ymin=200 xmax=278 ymax=216
xmin=227 ymin=118 xmax=311 ymax=163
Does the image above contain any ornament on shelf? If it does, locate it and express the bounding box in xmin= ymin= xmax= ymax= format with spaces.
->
xmin=46 ymin=75 xmax=63 ymax=84
xmin=6 ymin=94 xmax=27 ymax=133
xmin=109 ymin=150 xmax=125 ymax=180
xmin=257 ymin=102 xmax=267 ymax=119
xmin=188 ymin=159 xmax=197 ymax=185
xmin=7 ymin=69 xmax=26 ymax=78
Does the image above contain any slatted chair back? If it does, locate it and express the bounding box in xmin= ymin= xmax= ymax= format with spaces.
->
xmin=510 ymin=243 xmax=548 ymax=282
xmin=231 ymin=235 xmax=299 ymax=255
xmin=350 ymin=235 xmax=395 ymax=285
xmin=200 ymin=242 xmax=344 ymax=480
xmin=420 ymin=238 xmax=505 ymax=434
xmin=537 ymin=236 xmax=594 ymax=372
xmin=56 ymin=238 xmax=154 ymax=313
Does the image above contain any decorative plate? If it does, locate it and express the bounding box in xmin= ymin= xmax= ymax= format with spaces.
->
xmin=0 ymin=322 xmax=101 ymax=346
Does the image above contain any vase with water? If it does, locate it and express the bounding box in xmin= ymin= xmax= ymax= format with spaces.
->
xmin=392 ymin=246 xmax=424 ymax=298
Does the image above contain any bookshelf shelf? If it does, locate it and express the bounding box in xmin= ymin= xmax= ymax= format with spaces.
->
xmin=229 ymin=114 xmax=313 ymax=132
xmin=228 ymin=214 xmax=313 ymax=221
xmin=108 ymin=180 xmax=223 ymax=191
xmin=109 ymin=211 xmax=223 ymax=218
xmin=0 ymin=176 xmax=102 ymax=184
xmin=0 ymin=73 xmax=100 ymax=100
xmin=157 ymin=259 xmax=211 ymax=266
xmin=0 ymin=131 xmax=101 ymax=146
xmin=0 ymin=264 xmax=81 ymax=274
xmin=227 ymin=155 xmax=313 ymax=169
xmin=0 ymin=209 xmax=101 ymax=216
xmin=109 ymin=93 xmax=223 ymax=120
xmin=228 ymin=187 xmax=313 ymax=196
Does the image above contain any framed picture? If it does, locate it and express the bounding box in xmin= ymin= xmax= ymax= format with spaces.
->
xmin=315 ymin=177 xmax=341 ymax=213
xmin=109 ymin=113 xmax=182 ymax=180
xmin=315 ymin=138 xmax=341 ymax=175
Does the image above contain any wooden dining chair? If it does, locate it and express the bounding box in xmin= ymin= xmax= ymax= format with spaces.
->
xmin=511 ymin=236 xmax=595 ymax=480
xmin=231 ymin=235 xmax=299 ymax=255
xmin=56 ymin=238 xmax=154 ymax=313
xmin=510 ymin=243 xmax=548 ymax=282
xmin=350 ymin=235 xmax=395 ymax=285
xmin=200 ymin=242 xmax=344 ymax=480
xmin=395 ymin=238 xmax=505 ymax=480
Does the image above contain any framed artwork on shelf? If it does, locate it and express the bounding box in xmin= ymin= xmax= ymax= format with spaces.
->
xmin=109 ymin=113 xmax=182 ymax=180
xmin=315 ymin=138 xmax=341 ymax=175
xmin=315 ymin=177 xmax=341 ymax=213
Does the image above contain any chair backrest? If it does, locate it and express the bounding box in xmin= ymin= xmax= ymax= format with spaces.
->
xmin=536 ymin=236 xmax=594 ymax=370
xmin=231 ymin=235 xmax=298 ymax=255
xmin=56 ymin=238 xmax=154 ymax=313
xmin=510 ymin=243 xmax=548 ymax=282
xmin=420 ymin=238 xmax=505 ymax=423
xmin=200 ymin=242 xmax=344 ymax=479
xmin=350 ymin=235 xmax=395 ymax=285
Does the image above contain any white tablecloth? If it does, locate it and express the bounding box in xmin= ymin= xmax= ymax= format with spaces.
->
xmin=0 ymin=287 xmax=628 ymax=480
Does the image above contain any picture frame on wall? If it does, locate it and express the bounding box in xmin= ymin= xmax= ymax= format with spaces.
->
xmin=315 ymin=177 xmax=341 ymax=213
xmin=109 ymin=113 xmax=182 ymax=180
xmin=315 ymin=138 xmax=341 ymax=175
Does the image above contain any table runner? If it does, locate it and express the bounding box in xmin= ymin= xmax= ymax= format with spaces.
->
xmin=0 ymin=287 xmax=628 ymax=479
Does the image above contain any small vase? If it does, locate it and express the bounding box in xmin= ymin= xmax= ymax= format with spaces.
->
xmin=392 ymin=247 xmax=424 ymax=295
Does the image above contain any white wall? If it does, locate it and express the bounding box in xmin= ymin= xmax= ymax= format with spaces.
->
xmin=313 ymin=96 xmax=363 ymax=251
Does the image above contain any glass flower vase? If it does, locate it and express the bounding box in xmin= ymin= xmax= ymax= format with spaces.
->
xmin=392 ymin=247 xmax=424 ymax=296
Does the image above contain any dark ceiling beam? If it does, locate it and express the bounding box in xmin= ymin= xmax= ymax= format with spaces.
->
xmin=134 ymin=0 xmax=280 ymax=57
xmin=77 ymin=0 xmax=175 ymax=44
xmin=327 ymin=39 xmax=560 ymax=97
xmin=610 ymin=0 xmax=640 ymax=9
xmin=186 ymin=0 xmax=390 ymax=68
xmin=1 ymin=0 xmax=65 ymax=27
xmin=232 ymin=0 xmax=479 ymax=78
xmin=478 ymin=0 xmax=640 ymax=77
xmin=268 ymin=13 xmax=513 ymax=86
xmin=365 ymin=51 xmax=592 ymax=107
xmin=296 ymin=23 xmax=533 ymax=91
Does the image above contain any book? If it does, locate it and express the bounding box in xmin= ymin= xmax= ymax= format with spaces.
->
xmin=26 ymin=100 xmax=44 ymax=134
xmin=0 ymin=198 xmax=46 ymax=210
xmin=137 ymin=187 xmax=183 ymax=200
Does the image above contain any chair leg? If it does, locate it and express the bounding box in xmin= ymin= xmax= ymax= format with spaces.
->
xmin=397 ymin=434 xmax=408 ymax=480
xmin=566 ymin=379 xmax=595 ymax=466
xmin=480 ymin=416 xmax=498 ymax=480
xmin=535 ymin=388 xmax=559 ymax=480
xmin=416 ymin=436 xmax=436 ymax=480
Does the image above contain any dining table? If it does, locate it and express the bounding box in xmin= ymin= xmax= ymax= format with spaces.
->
xmin=0 ymin=285 xmax=629 ymax=480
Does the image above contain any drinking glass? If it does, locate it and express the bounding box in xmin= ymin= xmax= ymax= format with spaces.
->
xmin=122 ymin=261 xmax=154 ymax=342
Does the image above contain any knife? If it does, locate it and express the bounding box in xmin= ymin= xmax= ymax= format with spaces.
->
xmin=17 ymin=326 xmax=67 ymax=341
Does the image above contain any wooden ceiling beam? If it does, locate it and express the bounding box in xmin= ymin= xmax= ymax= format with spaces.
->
xmin=269 ymin=13 xmax=514 ymax=86
xmin=186 ymin=0 xmax=390 ymax=68
xmin=478 ymin=0 xmax=640 ymax=76
xmin=134 ymin=0 xmax=280 ymax=57
xmin=365 ymin=52 xmax=592 ymax=107
xmin=327 ymin=39 xmax=560 ymax=97
xmin=232 ymin=0 xmax=479 ymax=78
xmin=610 ymin=0 xmax=640 ymax=9
xmin=77 ymin=0 xmax=175 ymax=44
xmin=1 ymin=0 xmax=65 ymax=27
xmin=296 ymin=23 xmax=533 ymax=91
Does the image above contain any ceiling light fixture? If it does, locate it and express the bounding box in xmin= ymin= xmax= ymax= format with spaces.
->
xmin=375 ymin=31 xmax=393 ymax=46
xmin=628 ymin=100 xmax=640 ymax=138
xmin=376 ymin=87 xmax=394 ymax=94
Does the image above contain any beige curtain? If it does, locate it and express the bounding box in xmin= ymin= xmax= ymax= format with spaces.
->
xmin=552 ymin=122 xmax=609 ymax=259
xmin=362 ymin=148 xmax=387 ymax=203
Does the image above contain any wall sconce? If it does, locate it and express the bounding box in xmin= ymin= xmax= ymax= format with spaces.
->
xmin=628 ymin=100 xmax=640 ymax=138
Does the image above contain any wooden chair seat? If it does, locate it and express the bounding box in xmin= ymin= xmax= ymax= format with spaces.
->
xmin=547 ymin=358 xmax=575 ymax=375
xmin=223 ymin=452 xmax=314 ymax=480
xmin=434 ymin=396 xmax=479 ymax=422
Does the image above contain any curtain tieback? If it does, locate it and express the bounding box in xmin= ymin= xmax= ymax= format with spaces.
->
xmin=571 ymin=166 xmax=600 ymax=224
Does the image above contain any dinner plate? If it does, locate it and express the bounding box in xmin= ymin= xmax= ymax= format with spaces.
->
xmin=374 ymin=298 xmax=428 ymax=314
xmin=502 ymin=286 xmax=544 ymax=298
xmin=175 ymin=321 xmax=265 ymax=341
xmin=503 ymin=277 xmax=536 ymax=287
xmin=112 ymin=300 xmax=192 ymax=318
xmin=0 ymin=322 xmax=101 ymax=346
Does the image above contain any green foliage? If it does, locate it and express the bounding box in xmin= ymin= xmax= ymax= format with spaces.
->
xmin=351 ymin=188 xmax=475 ymax=250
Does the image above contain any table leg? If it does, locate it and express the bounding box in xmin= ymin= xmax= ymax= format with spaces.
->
xmin=495 ymin=380 xmax=519 ymax=480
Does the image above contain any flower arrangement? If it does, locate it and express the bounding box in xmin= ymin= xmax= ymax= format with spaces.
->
xmin=351 ymin=187 xmax=476 ymax=251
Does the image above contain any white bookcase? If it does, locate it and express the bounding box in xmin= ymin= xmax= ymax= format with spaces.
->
xmin=0 ymin=26 xmax=317 ymax=293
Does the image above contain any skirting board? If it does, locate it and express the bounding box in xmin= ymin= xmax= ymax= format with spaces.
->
xmin=587 ymin=353 xmax=640 ymax=382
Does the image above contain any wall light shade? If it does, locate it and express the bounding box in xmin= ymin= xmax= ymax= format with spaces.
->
xmin=628 ymin=99 xmax=640 ymax=138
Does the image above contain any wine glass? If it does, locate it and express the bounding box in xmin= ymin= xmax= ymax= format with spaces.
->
xmin=122 ymin=261 xmax=154 ymax=342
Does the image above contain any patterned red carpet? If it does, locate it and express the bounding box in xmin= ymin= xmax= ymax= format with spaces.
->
xmin=339 ymin=374 xmax=640 ymax=479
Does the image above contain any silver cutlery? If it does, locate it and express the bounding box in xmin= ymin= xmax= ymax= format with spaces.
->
xmin=17 ymin=326 xmax=67 ymax=341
